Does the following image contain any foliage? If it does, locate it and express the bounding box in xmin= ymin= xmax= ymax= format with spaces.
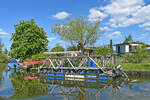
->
xmin=25 ymin=51 xmax=46 ymax=61
xmin=50 ymin=44 xmax=64 ymax=57
xmin=124 ymin=34 xmax=133 ymax=43
xmin=10 ymin=19 xmax=48 ymax=60
xmin=52 ymin=16 xmax=102 ymax=53
xmin=94 ymin=46 xmax=110 ymax=56
xmin=66 ymin=46 xmax=78 ymax=51
xmin=3 ymin=48 xmax=8 ymax=56
xmin=0 ymin=39 xmax=9 ymax=62
xmin=0 ymin=39 xmax=4 ymax=54
xmin=122 ymin=45 xmax=148 ymax=63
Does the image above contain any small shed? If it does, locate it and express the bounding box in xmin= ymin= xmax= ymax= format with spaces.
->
xmin=114 ymin=42 xmax=143 ymax=54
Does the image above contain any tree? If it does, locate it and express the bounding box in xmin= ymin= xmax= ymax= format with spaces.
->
xmin=110 ymin=39 xmax=113 ymax=53
xmin=0 ymin=39 xmax=4 ymax=54
xmin=94 ymin=46 xmax=110 ymax=56
xmin=51 ymin=44 xmax=64 ymax=57
xmin=52 ymin=16 xmax=102 ymax=54
xmin=66 ymin=46 xmax=78 ymax=51
xmin=10 ymin=19 xmax=48 ymax=60
xmin=124 ymin=34 xmax=133 ymax=43
xmin=4 ymin=48 xmax=8 ymax=56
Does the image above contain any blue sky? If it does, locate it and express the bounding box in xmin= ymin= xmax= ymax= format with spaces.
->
xmin=0 ymin=0 xmax=150 ymax=50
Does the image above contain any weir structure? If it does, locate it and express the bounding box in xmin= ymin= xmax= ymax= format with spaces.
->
xmin=37 ymin=51 xmax=113 ymax=81
xmin=22 ymin=51 xmax=116 ymax=82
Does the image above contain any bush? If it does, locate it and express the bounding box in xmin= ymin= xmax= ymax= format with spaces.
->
xmin=94 ymin=46 xmax=110 ymax=56
xmin=25 ymin=52 xmax=46 ymax=61
xmin=122 ymin=46 xmax=149 ymax=63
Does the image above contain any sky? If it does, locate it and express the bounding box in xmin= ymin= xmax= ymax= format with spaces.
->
xmin=0 ymin=0 xmax=150 ymax=50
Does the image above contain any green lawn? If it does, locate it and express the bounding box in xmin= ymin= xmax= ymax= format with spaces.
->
xmin=118 ymin=63 xmax=150 ymax=71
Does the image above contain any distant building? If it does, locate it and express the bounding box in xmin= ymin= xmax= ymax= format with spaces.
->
xmin=114 ymin=42 xmax=150 ymax=54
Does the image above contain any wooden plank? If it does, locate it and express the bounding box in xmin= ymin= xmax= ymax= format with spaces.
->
xmin=39 ymin=55 xmax=104 ymax=59
xmin=42 ymin=67 xmax=102 ymax=70
xmin=44 ymin=51 xmax=81 ymax=55
xmin=42 ymin=67 xmax=113 ymax=70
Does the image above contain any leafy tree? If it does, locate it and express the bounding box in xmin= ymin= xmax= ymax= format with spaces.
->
xmin=124 ymin=34 xmax=133 ymax=43
xmin=0 ymin=39 xmax=4 ymax=54
xmin=25 ymin=52 xmax=46 ymax=61
xmin=94 ymin=46 xmax=110 ymax=56
xmin=0 ymin=39 xmax=7 ymax=62
xmin=51 ymin=44 xmax=64 ymax=57
xmin=4 ymin=48 xmax=8 ymax=56
xmin=52 ymin=16 xmax=102 ymax=54
xmin=67 ymin=46 xmax=78 ymax=51
xmin=10 ymin=19 xmax=48 ymax=60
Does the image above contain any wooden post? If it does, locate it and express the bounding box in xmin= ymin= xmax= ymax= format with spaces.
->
xmin=112 ymin=54 xmax=116 ymax=66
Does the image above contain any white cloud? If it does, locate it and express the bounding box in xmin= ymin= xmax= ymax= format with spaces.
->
xmin=144 ymin=27 xmax=150 ymax=30
xmin=105 ymin=31 xmax=122 ymax=38
xmin=88 ymin=8 xmax=107 ymax=22
xmin=0 ymin=28 xmax=9 ymax=37
xmin=139 ymin=22 xmax=150 ymax=28
xmin=88 ymin=0 xmax=150 ymax=29
xmin=136 ymin=33 xmax=148 ymax=39
xmin=47 ymin=37 xmax=56 ymax=42
xmin=101 ymin=26 xmax=112 ymax=31
xmin=53 ymin=11 xmax=70 ymax=20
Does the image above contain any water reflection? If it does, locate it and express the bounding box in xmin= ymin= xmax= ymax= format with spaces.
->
xmin=8 ymin=71 xmax=130 ymax=100
xmin=9 ymin=72 xmax=49 ymax=98
xmin=0 ymin=70 xmax=150 ymax=100
xmin=0 ymin=64 xmax=7 ymax=86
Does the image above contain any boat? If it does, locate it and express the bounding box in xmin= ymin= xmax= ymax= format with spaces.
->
xmin=8 ymin=59 xmax=20 ymax=70
xmin=24 ymin=76 xmax=39 ymax=80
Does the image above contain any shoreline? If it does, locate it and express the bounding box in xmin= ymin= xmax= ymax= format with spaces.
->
xmin=125 ymin=70 xmax=150 ymax=77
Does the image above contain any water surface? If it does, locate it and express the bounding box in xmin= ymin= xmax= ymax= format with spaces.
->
xmin=0 ymin=68 xmax=150 ymax=100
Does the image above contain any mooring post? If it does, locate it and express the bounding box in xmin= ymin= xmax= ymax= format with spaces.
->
xmin=112 ymin=54 xmax=116 ymax=66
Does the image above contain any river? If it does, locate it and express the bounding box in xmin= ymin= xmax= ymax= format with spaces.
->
xmin=0 ymin=67 xmax=150 ymax=100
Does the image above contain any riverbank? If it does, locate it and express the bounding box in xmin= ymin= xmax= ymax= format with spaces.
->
xmin=118 ymin=63 xmax=150 ymax=71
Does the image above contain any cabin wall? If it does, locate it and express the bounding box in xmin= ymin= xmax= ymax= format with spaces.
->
xmin=125 ymin=45 xmax=129 ymax=53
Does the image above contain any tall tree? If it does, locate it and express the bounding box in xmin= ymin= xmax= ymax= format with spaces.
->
xmin=51 ymin=44 xmax=64 ymax=57
xmin=10 ymin=19 xmax=48 ymax=60
xmin=0 ymin=39 xmax=4 ymax=54
xmin=67 ymin=46 xmax=78 ymax=51
xmin=4 ymin=48 xmax=8 ymax=56
xmin=52 ymin=16 xmax=102 ymax=53
xmin=110 ymin=39 xmax=113 ymax=53
xmin=124 ymin=34 xmax=133 ymax=43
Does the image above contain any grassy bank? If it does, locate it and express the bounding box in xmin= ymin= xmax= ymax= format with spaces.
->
xmin=118 ymin=63 xmax=150 ymax=71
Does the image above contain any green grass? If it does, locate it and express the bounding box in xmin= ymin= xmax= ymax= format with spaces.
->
xmin=117 ymin=63 xmax=150 ymax=71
